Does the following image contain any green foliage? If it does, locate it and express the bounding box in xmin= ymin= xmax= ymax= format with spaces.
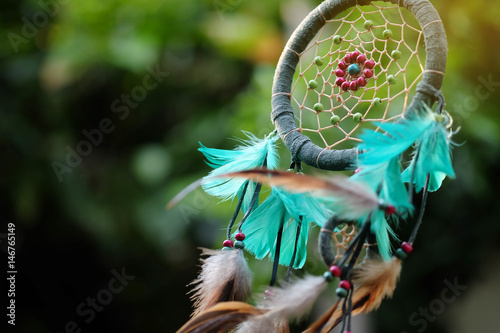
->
xmin=1 ymin=0 xmax=500 ymax=332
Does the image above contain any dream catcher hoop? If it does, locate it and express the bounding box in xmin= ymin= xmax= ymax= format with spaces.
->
xmin=272 ymin=0 xmax=447 ymax=170
xmin=173 ymin=1 xmax=456 ymax=332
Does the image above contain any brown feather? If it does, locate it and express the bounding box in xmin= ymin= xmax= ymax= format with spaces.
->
xmin=349 ymin=257 xmax=402 ymax=314
xmin=237 ymin=276 xmax=326 ymax=333
xmin=176 ymin=301 xmax=266 ymax=333
xmin=220 ymin=169 xmax=380 ymax=220
xmin=190 ymin=249 xmax=253 ymax=317
xmin=166 ymin=178 xmax=203 ymax=209
xmin=304 ymin=258 xmax=402 ymax=332
xmin=303 ymin=299 xmax=340 ymax=333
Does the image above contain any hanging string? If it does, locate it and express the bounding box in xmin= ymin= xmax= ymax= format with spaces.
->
xmin=285 ymin=220 xmax=302 ymax=282
xmin=226 ymin=181 xmax=249 ymax=239
xmin=269 ymin=224 xmax=284 ymax=287
xmin=409 ymin=175 xmax=430 ymax=245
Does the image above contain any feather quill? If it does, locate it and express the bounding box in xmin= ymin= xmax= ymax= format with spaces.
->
xmin=237 ymin=276 xmax=328 ymax=333
xmin=176 ymin=301 xmax=266 ymax=333
xmin=306 ymin=258 xmax=402 ymax=332
xmin=222 ymin=169 xmax=380 ymax=221
xmin=189 ymin=248 xmax=253 ymax=317
xmin=200 ymin=131 xmax=279 ymax=210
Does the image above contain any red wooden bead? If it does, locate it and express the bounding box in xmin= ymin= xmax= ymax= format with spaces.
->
xmin=341 ymin=81 xmax=350 ymax=91
xmin=335 ymin=69 xmax=346 ymax=77
xmin=385 ymin=205 xmax=396 ymax=215
xmin=339 ymin=280 xmax=351 ymax=290
xmin=401 ymin=241 xmax=413 ymax=254
xmin=338 ymin=60 xmax=347 ymax=70
xmin=364 ymin=59 xmax=375 ymax=69
xmin=356 ymin=54 xmax=367 ymax=63
xmin=222 ymin=239 xmax=234 ymax=248
xmin=351 ymin=50 xmax=360 ymax=61
xmin=344 ymin=54 xmax=352 ymax=63
xmin=349 ymin=81 xmax=358 ymax=91
xmin=364 ymin=69 xmax=374 ymax=78
xmin=357 ymin=76 xmax=366 ymax=87
xmin=335 ymin=77 xmax=346 ymax=86
xmin=235 ymin=232 xmax=246 ymax=241
xmin=329 ymin=265 xmax=341 ymax=277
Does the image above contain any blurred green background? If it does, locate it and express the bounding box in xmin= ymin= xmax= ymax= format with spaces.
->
xmin=1 ymin=0 xmax=500 ymax=332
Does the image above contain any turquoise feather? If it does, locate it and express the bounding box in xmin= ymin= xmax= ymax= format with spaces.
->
xmin=347 ymin=160 xmax=406 ymax=260
xmin=242 ymin=187 xmax=331 ymax=269
xmin=358 ymin=113 xmax=434 ymax=166
xmin=199 ymin=131 xmax=279 ymax=209
xmin=402 ymin=113 xmax=456 ymax=192
xmin=403 ymin=120 xmax=455 ymax=192
xmin=352 ymin=158 xmax=412 ymax=216
xmin=369 ymin=210 xmax=397 ymax=260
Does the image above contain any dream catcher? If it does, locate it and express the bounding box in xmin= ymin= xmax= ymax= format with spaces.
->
xmin=171 ymin=0 xmax=456 ymax=332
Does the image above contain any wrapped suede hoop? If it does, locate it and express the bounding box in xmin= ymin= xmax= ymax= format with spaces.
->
xmin=271 ymin=0 xmax=447 ymax=171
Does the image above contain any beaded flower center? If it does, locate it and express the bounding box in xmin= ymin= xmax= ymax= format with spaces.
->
xmin=334 ymin=50 xmax=375 ymax=92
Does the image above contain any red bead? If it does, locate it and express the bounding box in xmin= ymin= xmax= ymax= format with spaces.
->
xmin=385 ymin=205 xmax=396 ymax=215
xmin=344 ymin=54 xmax=352 ymax=63
xmin=349 ymin=81 xmax=358 ymax=91
xmin=329 ymin=265 xmax=341 ymax=277
xmin=235 ymin=232 xmax=246 ymax=241
xmin=339 ymin=280 xmax=351 ymax=290
xmin=338 ymin=60 xmax=347 ymax=70
xmin=335 ymin=69 xmax=346 ymax=77
xmin=402 ymin=241 xmax=413 ymax=254
xmin=357 ymin=76 xmax=366 ymax=87
xmin=364 ymin=59 xmax=375 ymax=69
xmin=363 ymin=69 xmax=374 ymax=78
xmin=356 ymin=54 xmax=367 ymax=63
xmin=335 ymin=77 xmax=346 ymax=86
xmin=341 ymin=81 xmax=350 ymax=91
xmin=222 ymin=239 xmax=234 ymax=248
xmin=351 ymin=50 xmax=360 ymax=61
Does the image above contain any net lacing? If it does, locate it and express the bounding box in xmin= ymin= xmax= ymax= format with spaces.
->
xmin=286 ymin=2 xmax=428 ymax=150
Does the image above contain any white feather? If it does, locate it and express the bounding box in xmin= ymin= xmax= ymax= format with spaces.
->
xmin=190 ymin=248 xmax=253 ymax=316
xmin=236 ymin=275 xmax=327 ymax=333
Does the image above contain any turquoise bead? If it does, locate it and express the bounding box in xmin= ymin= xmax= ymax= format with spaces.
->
xmin=336 ymin=287 xmax=348 ymax=298
xmin=347 ymin=63 xmax=361 ymax=75
xmin=234 ymin=241 xmax=245 ymax=249
xmin=395 ymin=248 xmax=408 ymax=259
xmin=323 ymin=271 xmax=334 ymax=282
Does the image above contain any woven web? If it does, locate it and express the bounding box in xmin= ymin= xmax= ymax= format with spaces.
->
xmin=289 ymin=1 xmax=426 ymax=150
xmin=331 ymin=223 xmax=358 ymax=261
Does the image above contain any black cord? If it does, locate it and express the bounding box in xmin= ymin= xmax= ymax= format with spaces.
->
xmin=407 ymin=145 xmax=421 ymax=205
xmin=337 ymin=217 xmax=371 ymax=270
xmin=270 ymin=224 xmax=284 ymax=287
xmin=237 ymin=182 xmax=262 ymax=232
xmin=286 ymin=219 xmax=302 ymax=282
xmin=409 ymin=174 xmax=430 ymax=245
xmin=226 ymin=181 xmax=249 ymax=239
